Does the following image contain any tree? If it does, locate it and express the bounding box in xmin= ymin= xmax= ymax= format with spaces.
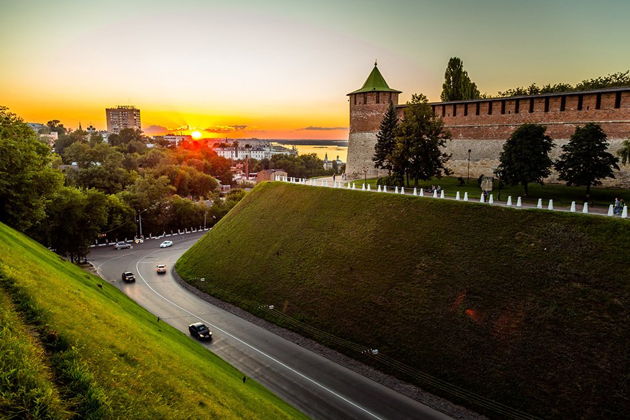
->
xmin=617 ymin=139 xmax=630 ymax=165
xmin=393 ymin=94 xmax=452 ymax=185
xmin=0 ymin=106 xmax=64 ymax=232
xmin=373 ymin=102 xmax=398 ymax=174
xmin=46 ymin=119 xmax=67 ymax=136
xmin=441 ymin=57 xmax=481 ymax=101
xmin=555 ymin=123 xmax=620 ymax=196
xmin=495 ymin=124 xmax=554 ymax=195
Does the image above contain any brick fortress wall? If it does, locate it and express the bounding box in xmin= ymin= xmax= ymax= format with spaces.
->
xmin=387 ymin=89 xmax=630 ymax=186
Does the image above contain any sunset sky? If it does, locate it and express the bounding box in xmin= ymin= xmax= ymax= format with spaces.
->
xmin=1 ymin=0 xmax=629 ymax=140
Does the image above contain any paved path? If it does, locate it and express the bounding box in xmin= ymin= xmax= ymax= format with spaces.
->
xmin=286 ymin=177 xmax=627 ymax=218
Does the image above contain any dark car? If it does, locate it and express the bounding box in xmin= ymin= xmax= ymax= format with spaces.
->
xmin=121 ymin=272 xmax=135 ymax=282
xmin=188 ymin=322 xmax=212 ymax=340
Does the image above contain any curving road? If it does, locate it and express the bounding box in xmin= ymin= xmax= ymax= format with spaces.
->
xmin=89 ymin=233 xmax=452 ymax=420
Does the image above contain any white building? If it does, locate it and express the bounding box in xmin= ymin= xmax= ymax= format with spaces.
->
xmin=163 ymin=135 xmax=192 ymax=146
xmin=215 ymin=142 xmax=296 ymax=160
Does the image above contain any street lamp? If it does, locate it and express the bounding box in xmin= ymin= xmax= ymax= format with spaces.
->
xmin=467 ymin=149 xmax=472 ymax=183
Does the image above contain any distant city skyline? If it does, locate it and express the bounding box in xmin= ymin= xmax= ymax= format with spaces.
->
xmin=2 ymin=0 xmax=629 ymax=139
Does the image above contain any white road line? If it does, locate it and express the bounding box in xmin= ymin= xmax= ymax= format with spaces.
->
xmin=134 ymin=249 xmax=384 ymax=420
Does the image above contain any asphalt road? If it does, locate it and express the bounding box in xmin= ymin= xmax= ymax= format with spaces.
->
xmin=89 ymin=233 xmax=452 ymax=420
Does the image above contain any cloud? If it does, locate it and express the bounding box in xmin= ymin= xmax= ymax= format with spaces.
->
xmin=300 ymin=126 xmax=347 ymax=131
xmin=204 ymin=124 xmax=248 ymax=133
xmin=144 ymin=125 xmax=169 ymax=134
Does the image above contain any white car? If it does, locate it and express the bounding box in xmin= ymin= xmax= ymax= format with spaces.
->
xmin=159 ymin=240 xmax=173 ymax=248
xmin=156 ymin=264 xmax=167 ymax=274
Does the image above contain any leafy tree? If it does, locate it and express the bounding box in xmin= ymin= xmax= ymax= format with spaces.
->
xmin=45 ymin=187 xmax=109 ymax=262
xmin=46 ymin=119 xmax=67 ymax=135
xmin=495 ymin=124 xmax=554 ymax=195
xmin=498 ymin=70 xmax=630 ymax=97
xmin=393 ymin=94 xmax=452 ymax=185
xmin=441 ymin=57 xmax=481 ymax=101
xmin=108 ymin=128 xmax=144 ymax=147
xmin=373 ymin=102 xmax=398 ymax=174
xmin=617 ymin=139 xmax=630 ymax=165
xmin=0 ymin=106 xmax=64 ymax=232
xmin=555 ymin=123 xmax=620 ymax=195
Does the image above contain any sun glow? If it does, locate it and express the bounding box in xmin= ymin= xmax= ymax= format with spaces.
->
xmin=191 ymin=130 xmax=202 ymax=139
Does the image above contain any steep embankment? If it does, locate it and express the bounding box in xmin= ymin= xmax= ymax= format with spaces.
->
xmin=177 ymin=181 xmax=630 ymax=419
xmin=0 ymin=222 xmax=305 ymax=419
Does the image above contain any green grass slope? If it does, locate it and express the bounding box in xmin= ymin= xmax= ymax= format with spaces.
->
xmin=0 ymin=221 xmax=305 ymax=419
xmin=177 ymin=182 xmax=630 ymax=419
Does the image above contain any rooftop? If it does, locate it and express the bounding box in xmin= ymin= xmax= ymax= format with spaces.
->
xmin=348 ymin=63 xmax=401 ymax=95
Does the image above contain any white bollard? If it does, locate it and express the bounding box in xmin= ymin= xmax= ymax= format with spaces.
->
xmin=537 ymin=198 xmax=543 ymax=209
xmin=570 ymin=201 xmax=576 ymax=212
xmin=464 ymin=192 xmax=469 ymax=201
xmin=377 ymin=185 xmax=382 ymax=192
xmin=622 ymin=206 xmax=628 ymax=218
xmin=367 ymin=184 xmax=371 ymax=191
xmin=413 ymin=187 xmax=417 ymax=196
xmin=383 ymin=185 xmax=388 ymax=193
xmin=489 ymin=194 xmax=494 ymax=204
xmin=440 ymin=190 xmax=445 ymax=199
xmin=433 ymin=190 xmax=438 ymax=198
xmin=352 ymin=183 xmax=356 ymax=190
xmin=607 ymin=204 xmax=614 ymax=216
xmin=548 ymin=199 xmax=554 ymax=210
xmin=480 ymin=194 xmax=485 ymax=203
xmin=583 ymin=202 xmax=589 ymax=214
xmin=419 ymin=188 xmax=424 ymax=197
xmin=516 ymin=197 xmax=522 ymax=207
xmin=456 ymin=191 xmax=461 ymax=200
xmin=401 ymin=187 xmax=405 ymax=195
xmin=506 ymin=196 xmax=512 ymax=206
xmin=362 ymin=183 xmax=366 ymax=191
xmin=395 ymin=186 xmax=399 ymax=194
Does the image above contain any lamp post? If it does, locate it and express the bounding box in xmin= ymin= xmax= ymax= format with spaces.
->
xmin=467 ymin=149 xmax=472 ymax=183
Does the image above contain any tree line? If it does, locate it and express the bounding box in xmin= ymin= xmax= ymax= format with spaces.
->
xmin=0 ymin=106 xmax=245 ymax=263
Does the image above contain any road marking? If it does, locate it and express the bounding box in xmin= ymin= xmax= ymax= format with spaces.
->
xmin=134 ymin=250 xmax=384 ymax=420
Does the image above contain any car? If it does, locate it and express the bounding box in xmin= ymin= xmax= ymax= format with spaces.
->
xmin=156 ymin=264 xmax=166 ymax=274
xmin=114 ymin=241 xmax=132 ymax=250
xmin=188 ymin=322 xmax=212 ymax=340
xmin=159 ymin=240 xmax=173 ymax=248
xmin=121 ymin=272 xmax=135 ymax=282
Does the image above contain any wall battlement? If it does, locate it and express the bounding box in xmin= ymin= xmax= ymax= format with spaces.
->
xmin=346 ymin=65 xmax=630 ymax=186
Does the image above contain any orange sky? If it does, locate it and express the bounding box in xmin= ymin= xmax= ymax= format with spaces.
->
xmin=2 ymin=0 xmax=629 ymax=140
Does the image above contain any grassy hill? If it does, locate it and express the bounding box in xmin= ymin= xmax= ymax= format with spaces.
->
xmin=0 ymin=221 xmax=305 ymax=419
xmin=177 ymin=181 xmax=630 ymax=418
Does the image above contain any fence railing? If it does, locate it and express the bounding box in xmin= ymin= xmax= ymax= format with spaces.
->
xmin=274 ymin=175 xmax=628 ymax=219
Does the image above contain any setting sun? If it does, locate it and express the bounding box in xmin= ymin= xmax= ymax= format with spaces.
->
xmin=191 ymin=130 xmax=202 ymax=139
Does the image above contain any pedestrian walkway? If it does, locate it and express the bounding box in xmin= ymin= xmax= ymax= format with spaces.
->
xmin=277 ymin=176 xmax=627 ymax=219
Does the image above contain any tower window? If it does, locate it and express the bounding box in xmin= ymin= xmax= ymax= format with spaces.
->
xmin=453 ymin=104 xmax=457 ymax=116
xmin=595 ymin=93 xmax=602 ymax=109
xmin=376 ymin=92 xmax=380 ymax=104
xmin=488 ymin=101 xmax=493 ymax=115
xmin=577 ymin=95 xmax=583 ymax=110
xmin=514 ymin=99 xmax=520 ymax=114
xmin=615 ymin=92 xmax=622 ymax=108
xmin=544 ymin=97 xmax=550 ymax=112
xmin=475 ymin=102 xmax=480 ymax=115
xmin=529 ymin=98 xmax=535 ymax=113
xmin=560 ymin=96 xmax=566 ymax=111
xmin=464 ymin=103 xmax=468 ymax=116
xmin=442 ymin=105 xmax=446 ymax=117
xmin=501 ymin=101 xmax=506 ymax=114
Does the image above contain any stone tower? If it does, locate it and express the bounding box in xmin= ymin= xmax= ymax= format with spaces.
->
xmin=345 ymin=63 xmax=401 ymax=179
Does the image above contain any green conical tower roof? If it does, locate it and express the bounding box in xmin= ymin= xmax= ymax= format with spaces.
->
xmin=348 ymin=62 xmax=401 ymax=95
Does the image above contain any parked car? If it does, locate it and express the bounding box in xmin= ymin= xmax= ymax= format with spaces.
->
xmin=188 ymin=322 xmax=212 ymax=340
xmin=159 ymin=240 xmax=173 ymax=248
xmin=114 ymin=241 xmax=131 ymax=250
xmin=156 ymin=264 xmax=166 ymax=274
xmin=121 ymin=272 xmax=135 ymax=282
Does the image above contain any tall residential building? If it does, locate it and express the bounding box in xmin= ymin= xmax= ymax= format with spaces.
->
xmin=105 ymin=106 xmax=141 ymax=134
